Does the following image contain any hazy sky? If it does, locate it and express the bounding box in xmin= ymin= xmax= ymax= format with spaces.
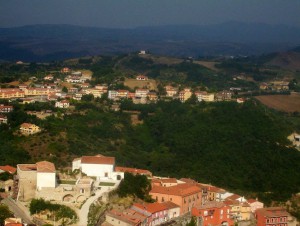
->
xmin=1 ymin=0 xmax=300 ymax=28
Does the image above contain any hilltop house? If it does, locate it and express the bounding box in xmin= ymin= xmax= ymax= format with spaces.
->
xmin=20 ymin=123 xmax=41 ymax=135
xmin=55 ymin=100 xmax=70 ymax=108
xmin=0 ymin=115 xmax=7 ymax=124
xmin=247 ymin=198 xmax=264 ymax=213
xmin=0 ymin=104 xmax=13 ymax=113
xmin=179 ymin=88 xmax=192 ymax=102
xmin=72 ymin=154 xmax=124 ymax=181
xmin=194 ymin=91 xmax=215 ymax=102
xmin=136 ymin=75 xmax=148 ymax=81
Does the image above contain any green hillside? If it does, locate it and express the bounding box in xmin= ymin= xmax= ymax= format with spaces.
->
xmin=1 ymin=100 xmax=300 ymax=203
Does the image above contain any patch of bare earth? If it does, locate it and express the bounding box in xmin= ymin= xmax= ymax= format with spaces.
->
xmin=255 ymin=93 xmax=300 ymax=112
xmin=193 ymin=61 xmax=220 ymax=71
xmin=124 ymin=78 xmax=157 ymax=91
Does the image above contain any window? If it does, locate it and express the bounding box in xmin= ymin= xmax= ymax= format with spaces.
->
xmin=170 ymin=198 xmax=172 ymax=201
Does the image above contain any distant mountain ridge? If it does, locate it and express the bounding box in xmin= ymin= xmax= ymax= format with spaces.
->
xmin=0 ymin=22 xmax=300 ymax=61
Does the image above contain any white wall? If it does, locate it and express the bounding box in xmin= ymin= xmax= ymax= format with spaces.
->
xmin=81 ymin=163 xmax=114 ymax=178
xmin=37 ymin=172 xmax=56 ymax=190
xmin=72 ymin=159 xmax=81 ymax=171
xmin=168 ymin=207 xmax=180 ymax=219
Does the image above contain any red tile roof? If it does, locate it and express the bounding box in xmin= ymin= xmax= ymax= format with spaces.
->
xmin=160 ymin=178 xmax=178 ymax=183
xmin=161 ymin=201 xmax=180 ymax=209
xmin=81 ymin=155 xmax=115 ymax=165
xmin=20 ymin=123 xmax=37 ymax=128
xmin=107 ymin=208 xmax=147 ymax=226
xmin=36 ymin=161 xmax=56 ymax=173
xmin=133 ymin=202 xmax=167 ymax=214
xmin=179 ymin=178 xmax=198 ymax=184
xmin=0 ymin=165 xmax=16 ymax=174
xmin=115 ymin=166 xmax=152 ymax=176
xmin=256 ymin=207 xmax=289 ymax=217
xmin=150 ymin=183 xmax=201 ymax=197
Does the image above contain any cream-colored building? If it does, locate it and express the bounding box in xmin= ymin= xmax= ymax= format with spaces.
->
xmin=0 ymin=88 xmax=25 ymax=99
xmin=17 ymin=161 xmax=56 ymax=201
xmin=179 ymin=88 xmax=192 ymax=102
xmin=195 ymin=91 xmax=215 ymax=102
xmin=20 ymin=123 xmax=41 ymax=135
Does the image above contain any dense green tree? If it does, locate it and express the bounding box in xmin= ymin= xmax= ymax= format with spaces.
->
xmin=0 ymin=204 xmax=13 ymax=225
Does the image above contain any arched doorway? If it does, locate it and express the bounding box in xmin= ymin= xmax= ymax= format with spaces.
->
xmin=62 ymin=194 xmax=74 ymax=202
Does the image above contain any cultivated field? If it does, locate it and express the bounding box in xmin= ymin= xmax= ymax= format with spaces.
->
xmin=255 ymin=93 xmax=300 ymax=112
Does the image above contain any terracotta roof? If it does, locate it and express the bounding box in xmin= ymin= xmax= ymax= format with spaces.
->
xmin=256 ymin=207 xmax=289 ymax=217
xmin=20 ymin=123 xmax=37 ymax=128
xmin=81 ymin=155 xmax=115 ymax=165
xmin=115 ymin=167 xmax=152 ymax=176
xmin=160 ymin=178 xmax=178 ymax=183
xmin=107 ymin=209 xmax=147 ymax=225
xmin=226 ymin=194 xmax=242 ymax=201
xmin=17 ymin=164 xmax=37 ymax=171
xmin=180 ymin=178 xmax=198 ymax=184
xmin=0 ymin=165 xmax=16 ymax=174
xmin=133 ymin=202 xmax=167 ymax=214
xmin=197 ymin=201 xmax=226 ymax=210
xmin=0 ymin=114 xmax=7 ymax=119
xmin=5 ymin=224 xmax=23 ymax=226
xmin=223 ymin=199 xmax=240 ymax=206
xmin=247 ymin=199 xmax=258 ymax=204
xmin=161 ymin=201 xmax=180 ymax=209
xmin=36 ymin=161 xmax=56 ymax=173
xmin=208 ymin=186 xmax=225 ymax=193
xmin=150 ymin=183 xmax=201 ymax=197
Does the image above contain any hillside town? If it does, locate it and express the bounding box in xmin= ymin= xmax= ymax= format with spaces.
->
xmin=0 ymin=64 xmax=300 ymax=226
xmin=0 ymin=152 xmax=299 ymax=226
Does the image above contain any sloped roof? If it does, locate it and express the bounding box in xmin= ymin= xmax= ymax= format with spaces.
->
xmin=81 ymin=155 xmax=115 ymax=165
xmin=150 ymin=183 xmax=201 ymax=197
xmin=256 ymin=207 xmax=289 ymax=217
xmin=0 ymin=165 xmax=16 ymax=174
xmin=133 ymin=202 xmax=167 ymax=214
xmin=115 ymin=166 xmax=152 ymax=176
xmin=36 ymin=161 xmax=56 ymax=173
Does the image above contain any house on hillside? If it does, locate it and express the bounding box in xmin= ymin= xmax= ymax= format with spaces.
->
xmin=19 ymin=123 xmax=41 ymax=135
xmin=179 ymin=88 xmax=192 ymax=102
xmin=55 ymin=100 xmax=70 ymax=108
xmin=0 ymin=115 xmax=7 ymax=124
xmin=150 ymin=183 xmax=202 ymax=215
xmin=136 ymin=75 xmax=148 ymax=81
xmin=0 ymin=104 xmax=13 ymax=113
xmin=72 ymin=154 xmax=124 ymax=181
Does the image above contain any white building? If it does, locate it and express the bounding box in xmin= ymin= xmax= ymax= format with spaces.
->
xmin=195 ymin=91 xmax=215 ymax=102
xmin=17 ymin=161 xmax=56 ymax=201
xmin=108 ymin=90 xmax=118 ymax=100
xmin=72 ymin=154 xmax=124 ymax=181
xmin=36 ymin=161 xmax=56 ymax=190
xmin=0 ymin=115 xmax=7 ymax=124
xmin=55 ymin=100 xmax=70 ymax=108
xmin=135 ymin=89 xmax=149 ymax=98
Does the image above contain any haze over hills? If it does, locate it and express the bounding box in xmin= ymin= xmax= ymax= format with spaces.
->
xmin=1 ymin=22 xmax=300 ymax=62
